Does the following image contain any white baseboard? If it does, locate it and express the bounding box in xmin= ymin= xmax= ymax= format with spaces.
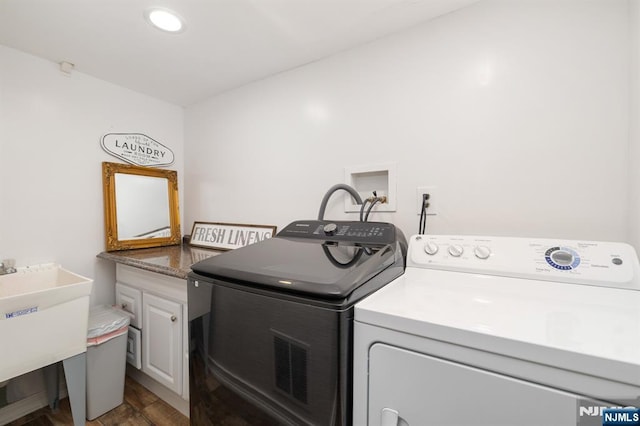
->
xmin=0 ymin=388 xmax=68 ymax=426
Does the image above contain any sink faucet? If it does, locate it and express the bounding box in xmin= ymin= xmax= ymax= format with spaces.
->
xmin=0 ymin=259 xmax=16 ymax=275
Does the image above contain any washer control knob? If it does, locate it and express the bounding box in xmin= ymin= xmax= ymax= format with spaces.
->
xmin=474 ymin=245 xmax=491 ymax=260
xmin=423 ymin=242 xmax=439 ymax=256
xmin=323 ymin=223 xmax=338 ymax=235
xmin=448 ymin=244 xmax=464 ymax=257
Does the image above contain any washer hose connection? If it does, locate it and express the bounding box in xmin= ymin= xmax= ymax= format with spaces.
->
xmin=317 ymin=184 xmax=363 ymax=221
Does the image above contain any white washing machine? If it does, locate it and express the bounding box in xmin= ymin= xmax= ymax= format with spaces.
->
xmin=353 ymin=235 xmax=640 ymax=426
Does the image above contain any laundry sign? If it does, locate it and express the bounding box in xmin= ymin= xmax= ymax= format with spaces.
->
xmin=101 ymin=133 xmax=175 ymax=167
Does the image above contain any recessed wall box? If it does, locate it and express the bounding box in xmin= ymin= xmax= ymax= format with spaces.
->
xmin=344 ymin=163 xmax=397 ymax=213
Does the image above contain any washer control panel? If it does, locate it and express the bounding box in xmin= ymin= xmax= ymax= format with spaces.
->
xmin=278 ymin=220 xmax=397 ymax=245
xmin=409 ymin=235 xmax=640 ymax=290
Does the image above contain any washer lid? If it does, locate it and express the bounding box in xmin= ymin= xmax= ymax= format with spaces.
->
xmin=356 ymin=268 xmax=640 ymax=386
xmin=191 ymin=236 xmax=399 ymax=298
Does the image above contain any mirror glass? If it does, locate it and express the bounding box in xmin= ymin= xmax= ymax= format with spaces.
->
xmin=103 ymin=162 xmax=181 ymax=251
xmin=115 ymin=173 xmax=170 ymax=239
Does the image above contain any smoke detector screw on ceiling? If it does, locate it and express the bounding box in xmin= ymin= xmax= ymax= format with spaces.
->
xmin=145 ymin=8 xmax=185 ymax=33
xmin=59 ymin=61 xmax=75 ymax=75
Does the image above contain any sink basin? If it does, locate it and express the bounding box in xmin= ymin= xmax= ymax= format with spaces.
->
xmin=0 ymin=263 xmax=93 ymax=382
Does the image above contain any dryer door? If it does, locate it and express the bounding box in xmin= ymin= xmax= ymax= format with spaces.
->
xmin=368 ymin=343 xmax=582 ymax=426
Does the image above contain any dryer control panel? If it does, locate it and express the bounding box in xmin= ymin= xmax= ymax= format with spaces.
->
xmin=408 ymin=235 xmax=640 ymax=290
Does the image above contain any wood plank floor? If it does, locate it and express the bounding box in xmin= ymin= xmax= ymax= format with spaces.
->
xmin=6 ymin=376 xmax=189 ymax=426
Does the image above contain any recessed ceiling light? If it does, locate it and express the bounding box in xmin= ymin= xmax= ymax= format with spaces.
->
xmin=145 ymin=8 xmax=185 ymax=33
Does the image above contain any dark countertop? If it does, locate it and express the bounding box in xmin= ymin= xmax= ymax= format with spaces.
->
xmin=97 ymin=244 xmax=223 ymax=279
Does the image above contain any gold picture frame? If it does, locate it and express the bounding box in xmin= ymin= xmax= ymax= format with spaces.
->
xmin=102 ymin=161 xmax=181 ymax=251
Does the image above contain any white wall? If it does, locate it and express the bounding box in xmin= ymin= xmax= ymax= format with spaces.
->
xmin=0 ymin=0 xmax=634 ymax=411
xmin=629 ymin=0 xmax=640 ymax=251
xmin=184 ymin=0 xmax=631 ymax=245
xmin=0 ymin=45 xmax=184 ymax=307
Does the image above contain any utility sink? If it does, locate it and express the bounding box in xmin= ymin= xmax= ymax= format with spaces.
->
xmin=0 ymin=263 xmax=93 ymax=382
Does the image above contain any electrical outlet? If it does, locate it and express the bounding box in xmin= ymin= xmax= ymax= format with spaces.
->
xmin=416 ymin=186 xmax=437 ymax=215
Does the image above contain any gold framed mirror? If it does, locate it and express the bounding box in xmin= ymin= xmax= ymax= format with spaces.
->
xmin=102 ymin=161 xmax=181 ymax=251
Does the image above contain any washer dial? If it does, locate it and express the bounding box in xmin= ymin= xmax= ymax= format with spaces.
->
xmin=545 ymin=246 xmax=581 ymax=270
xmin=423 ymin=242 xmax=439 ymax=256
xmin=323 ymin=223 xmax=338 ymax=235
xmin=474 ymin=246 xmax=491 ymax=260
xmin=448 ymin=244 xmax=464 ymax=257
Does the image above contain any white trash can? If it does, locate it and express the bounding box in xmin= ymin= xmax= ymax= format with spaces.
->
xmin=85 ymin=305 xmax=130 ymax=420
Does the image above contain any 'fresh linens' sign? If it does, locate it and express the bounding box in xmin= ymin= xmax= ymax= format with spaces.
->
xmin=190 ymin=222 xmax=277 ymax=251
xmin=101 ymin=133 xmax=174 ymax=167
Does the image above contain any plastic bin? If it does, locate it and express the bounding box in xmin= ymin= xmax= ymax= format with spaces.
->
xmin=85 ymin=305 xmax=130 ymax=420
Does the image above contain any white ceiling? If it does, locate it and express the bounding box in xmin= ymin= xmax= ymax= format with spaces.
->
xmin=0 ymin=0 xmax=477 ymax=106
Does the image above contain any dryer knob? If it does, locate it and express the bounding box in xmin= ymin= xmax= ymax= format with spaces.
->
xmin=448 ymin=244 xmax=464 ymax=257
xmin=423 ymin=242 xmax=439 ymax=256
xmin=474 ymin=245 xmax=491 ymax=260
xmin=323 ymin=223 xmax=338 ymax=235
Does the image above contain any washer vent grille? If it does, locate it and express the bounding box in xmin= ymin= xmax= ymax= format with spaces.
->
xmin=274 ymin=336 xmax=308 ymax=404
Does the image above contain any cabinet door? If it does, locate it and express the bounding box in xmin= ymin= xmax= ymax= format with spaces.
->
xmin=116 ymin=283 xmax=142 ymax=328
xmin=142 ymin=293 xmax=183 ymax=395
xmin=181 ymin=304 xmax=189 ymax=401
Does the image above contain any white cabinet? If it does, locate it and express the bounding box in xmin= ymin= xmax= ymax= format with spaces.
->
xmin=115 ymin=282 xmax=142 ymax=328
xmin=126 ymin=326 xmax=142 ymax=369
xmin=114 ymin=264 xmax=188 ymax=406
xmin=142 ymin=292 xmax=182 ymax=394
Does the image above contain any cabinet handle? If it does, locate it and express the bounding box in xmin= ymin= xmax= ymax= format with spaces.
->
xmin=171 ymin=315 xmax=177 ymax=322
xmin=121 ymin=303 xmax=128 ymax=310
